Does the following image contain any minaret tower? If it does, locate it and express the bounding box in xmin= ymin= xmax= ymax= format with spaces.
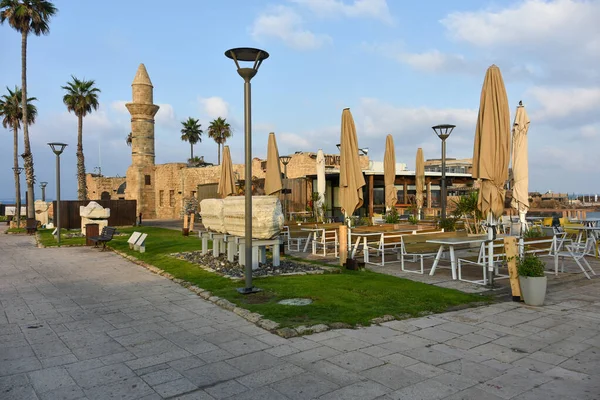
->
xmin=126 ymin=64 xmax=159 ymax=166
xmin=125 ymin=64 xmax=160 ymax=219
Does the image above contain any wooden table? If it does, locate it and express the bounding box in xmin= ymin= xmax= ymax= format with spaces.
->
xmin=427 ymin=236 xmax=489 ymax=280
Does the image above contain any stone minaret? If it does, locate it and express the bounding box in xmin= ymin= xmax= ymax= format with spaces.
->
xmin=126 ymin=64 xmax=159 ymax=166
xmin=125 ymin=64 xmax=159 ymax=219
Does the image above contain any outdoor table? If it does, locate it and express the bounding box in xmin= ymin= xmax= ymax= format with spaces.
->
xmin=572 ymin=218 xmax=600 ymax=227
xmin=427 ymin=236 xmax=489 ymax=280
xmin=300 ymin=227 xmax=320 ymax=252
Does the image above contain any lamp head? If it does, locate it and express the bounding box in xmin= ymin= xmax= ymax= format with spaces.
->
xmin=431 ymin=124 xmax=455 ymax=141
xmin=279 ymin=155 xmax=291 ymax=166
xmin=225 ymin=47 xmax=269 ymax=81
xmin=12 ymin=166 xmax=23 ymax=174
xmin=40 ymin=181 xmax=48 ymax=188
xmin=48 ymin=142 xmax=68 ymax=155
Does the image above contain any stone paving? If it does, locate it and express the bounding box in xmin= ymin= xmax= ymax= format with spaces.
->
xmin=1 ymin=228 xmax=600 ymax=399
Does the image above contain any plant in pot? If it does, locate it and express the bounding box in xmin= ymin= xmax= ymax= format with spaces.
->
xmin=517 ymin=253 xmax=547 ymax=306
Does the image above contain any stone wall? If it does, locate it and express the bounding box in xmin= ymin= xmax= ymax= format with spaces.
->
xmin=86 ymin=175 xmax=126 ymax=200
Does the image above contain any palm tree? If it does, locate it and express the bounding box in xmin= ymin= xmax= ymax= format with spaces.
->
xmin=207 ymin=117 xmax=232 ymax=165
xmin=62 ymin=75 xmax=100 ymax=200
xmin=1 ymin=0 xmax=57 ymax=218
xmin=0 ymin=86 xmax=37 ymax=225
xmin=180 ymin=117 xmax=202 ymax=160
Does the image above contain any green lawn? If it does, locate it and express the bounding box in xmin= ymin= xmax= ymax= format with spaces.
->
xmin=105 ymin=226 xmax=489 ymax=328
xmin=37 ymin=229 xmax=87 ymax=247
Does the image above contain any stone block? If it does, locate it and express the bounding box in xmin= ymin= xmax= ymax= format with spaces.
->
xmin=223 ymin=195 xmax=284 ymax=239
xmin=199 ymin=198 xmax=226 ymax=233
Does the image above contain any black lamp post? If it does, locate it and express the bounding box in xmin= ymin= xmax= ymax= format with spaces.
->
xmin=40 ymin=181 xmax=48 ymax=202
xmin=225 ymin=47 xmax=269 ymax=294
xmin=431 ymin=124 xmax=455 ymax=220
xmin=12 ymin=166 xmax=23 ymax=225
xmin=48 ymin=143 xmax=67 ymax=245
xmin=279 ymin=155 xmax=291 ymax=221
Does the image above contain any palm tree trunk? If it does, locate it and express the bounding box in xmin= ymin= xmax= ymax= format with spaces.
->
xmin=13 ymin=126 xmax=21 ymax=227
xmin=217 ymin=143 xmax=221 ymax=165
xmin=77 ymin=114 xmax=87 ymax=200
xmin=21 ymin=30 xmax=35 ymax=218
xmin=190 ymin=143 xmax=193 ymax=160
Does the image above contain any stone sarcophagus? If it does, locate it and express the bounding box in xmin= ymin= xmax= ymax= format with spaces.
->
xmin=223 ymin=196 xmax=284 ymax=239
xmin=199 ymin=199 xmax=226 ymax=233
xmin=80 ymin=201 xmax=110 ymax=235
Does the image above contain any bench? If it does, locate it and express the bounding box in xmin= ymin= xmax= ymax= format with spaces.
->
xmin=359 ymin=229 xmax=444 ymax=267
xmin=400 ymin=231 xmax=465 ymax=274
xmin=89 ymin=226 xmax=117 ymax=251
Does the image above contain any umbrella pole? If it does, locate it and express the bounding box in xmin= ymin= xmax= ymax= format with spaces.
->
xmin=487 ymin=213 xmax=495 ymax=288
xmin=519 ymin=211 xmax=526 ymax=257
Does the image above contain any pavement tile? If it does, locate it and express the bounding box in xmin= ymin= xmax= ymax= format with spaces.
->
xmin=401 ymin=347 xmax=460 ymax=366
xmin=84 ymin=376 xmax=154 ymax=400
xmin=0 ymin=356 xmax=42 ymax=376
xmin=69 ymin=362 xmax=136 ymax=389
xmin=225 ymin=351 xmax=282 ymax=374
xmin=182 ymin=361 xmax=244 ymax=387
xmin=327 ymin=350 xmax=385 ymax=372
xmin=512 ymin=356 xmax=555 ymax=373
xmin=236 ymin=363 xmax=305 ymax=388
xmin=284 ymin=346 xmax=341 ymax=365
xmin=388 ymin=379 xmax=458 ymax=400
xmin=28 ymin=366 xmax=76 ymax=393
xmin=477 ymin=368 xmax=553 ymax=399
xmin=153 ymin=377 xmax=198 ymax=397
xmin=125 ymin=349 xmax=191 ymax=370
xmin=319 ymin=335 xmax=371 ymax=352
xmin=168 ymin=356 xmax=207 ymax=372
xmin=301 ymin=360 xmax=366 ymax=386
xmin=380 ymin=352 xmax=420 ymax=367
xmin=227 ymin=386 xmax=289 ymax=400
xmin=439 ymin=359 xmax=505 ymax=383
xmin=362 ymin=364 xmax=424 ymax=390
xmin=442 ymin=386 xmax=504 ymax=400
xmin=141 ymin=367 xmax=184 ymax=386
xmin=405 ymin=362 xmax=446 ymax=377
xmin=317 ymin=380 xmax=390 ymax=400
xmin=470 ymin=342 xmax=528 ymax=363
xmin=270 ymin=372 xmax=338 ymax=400
xmin=407 ymin=317 xmax=447 ymax=329
xmin=265 ymin=344 xmax=301 ymax=358
xmin=204 ymin=380 xmax=248 ymax=399
xmin=219 ymin=337 xmax=270 ymax=356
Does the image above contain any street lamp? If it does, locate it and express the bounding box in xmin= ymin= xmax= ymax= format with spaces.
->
xmin=12 ymin=166 xmax=23 ymax=226
xmin=279 ymin=155 xmax=291 ymax=221
xmin=431 ymin=124 xmax=455 ymax=220
xmin=48 ymin=142 xmax=67 ymax=245
xmin=40 ymin=181 xmax=48 ymax=202
xmin=225 ymin=47 xmax=269 ymax=294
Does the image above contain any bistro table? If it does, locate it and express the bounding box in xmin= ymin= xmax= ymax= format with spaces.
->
xmin=564 ymin=225 xmax=600 ymax=257
xmin=427 ymin=236 xmax=490 ymax=280
xmin=571 ymin=217 xmax=600 ymax=227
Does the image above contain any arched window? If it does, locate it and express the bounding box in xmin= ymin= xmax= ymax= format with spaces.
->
xmin=101 ymin=191 xmax=111 ymax=200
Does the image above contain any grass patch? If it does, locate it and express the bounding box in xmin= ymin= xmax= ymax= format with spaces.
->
xmin=108 ymin=226 xmax=490 ymax=328
xmin=7 ymin=228 xmax=26 ymax=233
xmin=37 ymin=229 xmax=87 ymax=247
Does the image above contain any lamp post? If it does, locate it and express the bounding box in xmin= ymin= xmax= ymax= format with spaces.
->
xmin=225 ymin=47 xmax=269 ymax=294
xmin=279 ymin=155 xmax=291 ymax=221
xmin=431 ymin=124 xmax=455 ymax=220
xmin=48 ymin=143 xmax=67 ymax=245
xmin=40 ymin=181 xmax=48 ymax=202
xmin=12 ymin=166 xmax=23 ymax=226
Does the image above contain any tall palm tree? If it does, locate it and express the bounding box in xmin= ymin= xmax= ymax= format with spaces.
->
xmin=180 ymin=117 xmax=202 ymax=160
xmin=0 ymin=86 xmax=37 ymax=225
xmin=207 ymin=117 xmax=232 ymax=165
xmin=1 ymin=0 xmax=57 ymax=218
xmin=62 ymin=75 xmax=100 ymax=200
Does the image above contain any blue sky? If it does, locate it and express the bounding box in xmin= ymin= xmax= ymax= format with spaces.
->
xmin=1 ymin=0 xmax=598 ymax=201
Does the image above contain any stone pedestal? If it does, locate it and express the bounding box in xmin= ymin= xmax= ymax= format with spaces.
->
xmin=35 ymin=200 xmax=50 ymax=226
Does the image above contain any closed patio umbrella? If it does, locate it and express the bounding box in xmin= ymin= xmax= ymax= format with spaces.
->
xmin=415 ymin=147 xmax=425 ymax=219
xmin=339 ymin=108 xmax=366 ymax=219
xmin=384 ymin=135 xmax=397 ymax=212
xmin=339 ymin=108 xmax=366 ymax=264
xmin=217 ymin=145 xmax=236 ymax=198
xmin=264 ymin=132 xmax=283 ymax=195
xmin=511 ymin=102 xmax=530 ymax=239
xmin=472 ymin=65 xmax=511 ymax=278
xmin=316 ymin=149 xmax=326 ymax=221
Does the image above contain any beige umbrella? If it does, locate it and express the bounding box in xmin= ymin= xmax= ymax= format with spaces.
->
xmin=264 ymin=132 xmax=283 ymax=195
xmin=511 ymin=102 xmax=530 ymax=236
xmin=339 ymin=108 xmax=366 ymax=219
xmin=384 ymin=135 xmax=397 ymax=211
xmin=217 ymin=146 xmax=236 ymax=198
xmin=415 ymin=147 xmax=425 ymax=217
xmin=472 ymin=64 xmax=511 ymax=276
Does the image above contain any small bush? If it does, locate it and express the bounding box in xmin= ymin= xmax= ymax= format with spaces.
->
xmin=438 ymin=217 xmax=456 ymax=232
xmin=385 ymin=208 xmax=400 ymax=224
xmin=517 ymin=253 xmax=546 ymax=277
xmin=524 ymin=227 xmax=543 ymax=238
xmin=408 ymin=215 xmax=419 ymax=225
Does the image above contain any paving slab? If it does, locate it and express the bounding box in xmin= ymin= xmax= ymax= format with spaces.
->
xmin=2 ymin=227 xmax=600 ymax=399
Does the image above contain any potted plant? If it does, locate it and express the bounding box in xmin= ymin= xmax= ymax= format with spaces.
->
xmin=517 ymin=253 xmax=547 ymax=306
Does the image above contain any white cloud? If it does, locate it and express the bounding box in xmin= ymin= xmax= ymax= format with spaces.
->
xmin=292 ymin=0 xmax=393 ymax=24
xmin=527 ymin=86 xmax=600 ymax=122
xmin=110 ymin=100 xmax=128 ymax=114
xmin=155 ymin=103 xmax=176 ymax=127
xmin=441 ymin=0 xmax=600 ymax=82
xmin=250 ymin=5 xmax=332 ymax=50
xmin=199 ymin=96 xmax=230 ymax=119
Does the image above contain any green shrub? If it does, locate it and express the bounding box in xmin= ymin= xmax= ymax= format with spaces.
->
xmin=438 ymin=217 xmax=456 ymax=232
xmin=408 ymin=215 xmax=419 ymax=225
xmin=517 ymin=253 xmax=546 ymax=277
xmin=384 ymin=208 xmax=400 ymax=224
xmin=524 ymin=227 xmax=543 ymax=238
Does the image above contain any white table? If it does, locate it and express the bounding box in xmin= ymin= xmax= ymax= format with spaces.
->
xmin=571 ymin=218 xmax=600 ymax=227
xmin=427 ymin=236 xmax=489 ymax=280
xmin=564 ymin=226 xmax=600 ymax=256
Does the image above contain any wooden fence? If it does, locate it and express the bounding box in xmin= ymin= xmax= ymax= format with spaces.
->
xmin=52 ymin=200 xmax=137 ymax=229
